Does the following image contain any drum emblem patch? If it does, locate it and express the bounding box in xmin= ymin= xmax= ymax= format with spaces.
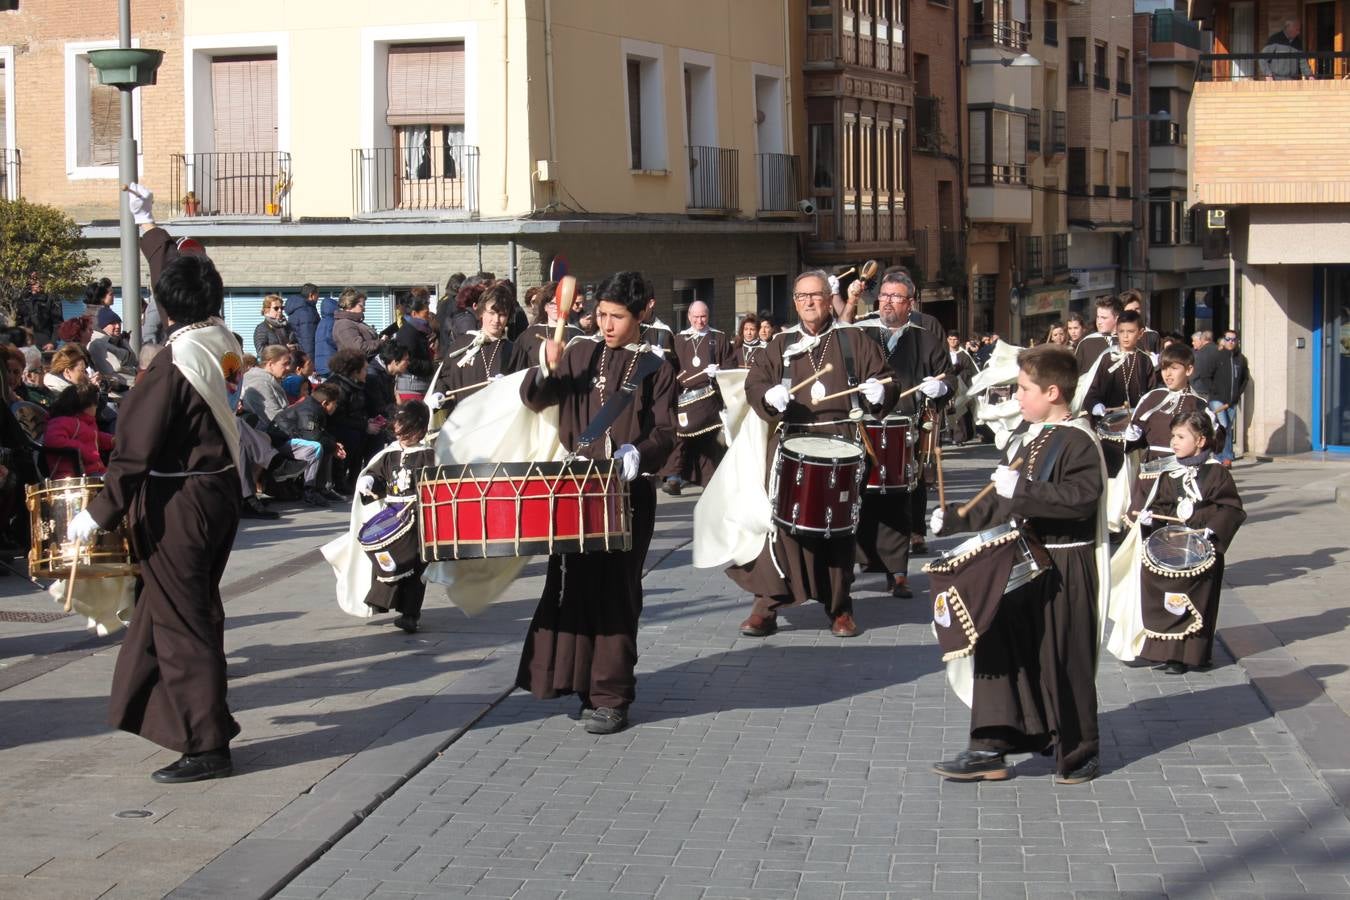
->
xmin=678 ymin=412 xmax=689 ymax=428
xmin=375 ymin=551 xmax=397 ymax=573
xmin=933 ymin=590 xmax=952 ymax=628
xmin=1163 ymin=592 xmax=1190 ymax=616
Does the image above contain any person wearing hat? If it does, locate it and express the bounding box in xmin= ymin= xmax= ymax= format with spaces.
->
xmin=88 ymin=306 xmax=138 ymax=389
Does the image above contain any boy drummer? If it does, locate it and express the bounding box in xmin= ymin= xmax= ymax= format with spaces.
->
xmin=1125 ymin=342 xmax=1215 ymax=463
xmin=930 ymin=345 xmax=1105 ymax=784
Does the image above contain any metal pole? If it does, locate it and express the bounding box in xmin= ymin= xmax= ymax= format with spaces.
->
xmin=118 ymin=0 xmax=142 ymax=356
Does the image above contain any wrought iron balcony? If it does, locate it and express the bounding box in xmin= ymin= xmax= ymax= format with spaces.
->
xmin=969 ymin=163 xmax=1028 ymax=187
xmin=170 ymin=151 xmax=292 ymax=218
xmin=688 ymin=145 xmax=740 ymax=213
xmin=0 ymin=148 xmax=18 ymax=201
xmin=352 ymin=145 xmax=479 ymax=216
xmin=755 ymin=152 xmax=800 ymax=214
xmin=969 ymin=20 xmax=1030 ymax=51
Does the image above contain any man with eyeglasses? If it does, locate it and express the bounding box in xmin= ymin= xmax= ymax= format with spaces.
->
xmin=853 ymin=272 xmax=953 ymax=597
xmin=729 ymin=270 xmax=897 ymax=639
xmin=1211 ymin=331 xmax=1248 ymax=467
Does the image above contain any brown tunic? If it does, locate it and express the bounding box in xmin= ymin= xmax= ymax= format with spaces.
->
xmin=1074 ymin=332 xmax=1115 ymax=374
xmin=89 ymin=333 xmax=242 ymax=755
xmin=1084 ymin=348 xmax=1156 ymax=412
xmin=508 ymin=322 xmax=581 ymax=373
xmin=1128 ymin=387 xmax=1210 ymax=461
xmin=433 ymin=332 xmax=516 ymax=416
xmin=363 ymin=443 xmax=437 ymax=616
xmin=515 ymin=340 xmax=677 ymax=711
xmin=939 ymin=421 xmax=1103 ymax=775
xmin=661 ymin=328 xmax=735 ymax=485
xmin=726 ymin=321 xmax=897 ymax=618
xmin=735 ymin=339 xmax=766 ymax=369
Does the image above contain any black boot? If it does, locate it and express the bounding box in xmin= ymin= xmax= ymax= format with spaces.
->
xmin=151 ymin=748 xmax=233 ymax=784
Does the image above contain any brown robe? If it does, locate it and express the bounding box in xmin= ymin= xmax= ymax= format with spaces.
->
xmin=88 ymin=334 xmax=242 ymax=755
xmin=363 ymin=443 xmax=437 ymax=617
xmin=661 ymin=328 xmax=735 ymax=486
xmin=1132 ymin=460 xmax=1245 ymax=666
xmin=1074 ymin=332 xmax=1116 ymax=374
xmin=516 ymin=340 xmax=677 ymax=712
xmin=1128 ymin=387 xmax=1210 ymax=462
xmin=726 ymin=321 xmax=897 ymax=620
xmin=507 ymin=322 xmax=580 ymax=373
xmin=433 ymin=332 xmax=516 ymax=416
xmin=1084 ymin=348 xmax=1156 ymax=413
xmin=735 ymin=339 xmax=766 ymax=369
xmin=938 ymin=421 xmax=1103 ymax=776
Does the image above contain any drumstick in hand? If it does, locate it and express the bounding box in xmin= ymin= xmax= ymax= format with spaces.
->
xmin=811 ymin=376 xmax=893 ymax=406
xmin=957 ymin=458 xmax=1024 ymax=518
xmin=789 ymin=363 xmax=833 ymax=396
xmin=1138 ymin=512 xmax=1186 ymax=524
xmin=552 ymin=276 xmax=577 ymax=344
xmin=64 ymin=540 xmax=81 ymax=613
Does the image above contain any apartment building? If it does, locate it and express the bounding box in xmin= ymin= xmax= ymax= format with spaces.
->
xmin=963 ymin=0 xmax=1072 ymax=344
xmin=2 ymin=0 xmax=805 ymax=338
xmin=1064 ymin=0 xmax=1134 ymax=318
xmin=1188 ymin=0 xmax=1350 ymax=453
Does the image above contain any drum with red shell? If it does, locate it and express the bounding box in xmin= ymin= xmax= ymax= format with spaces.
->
xmin=771 ymin=434 xmax=865 ymax=537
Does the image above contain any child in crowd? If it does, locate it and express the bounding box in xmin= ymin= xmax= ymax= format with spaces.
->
xmin=1127 ymin=412 xmax=1245 ymax=674
xmin=930 ymin=345 xmax=1105 ymax=785
xmin=43 ymin=383 xmax=114 ymax=479
xmin=1125 ymin=342 xmax=1215 ymax=463
xmin=283 ymin=350 xmax=315 ymax=403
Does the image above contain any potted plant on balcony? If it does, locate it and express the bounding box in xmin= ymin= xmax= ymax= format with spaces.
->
xmin=182 ymin=191 xmax=199 ymax=216
xmin=266 ymin=172 xmax=292 ymax=217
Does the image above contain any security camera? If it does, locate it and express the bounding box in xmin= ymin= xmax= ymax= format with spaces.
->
xmin=797 ymin=198 xmax=817 ymax=215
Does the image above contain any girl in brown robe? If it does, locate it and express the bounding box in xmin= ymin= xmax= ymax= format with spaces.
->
xmin=516 ymin=272 xmax=677 ymax=735
xmin=430 ymin=285 xmax=518 ymax=419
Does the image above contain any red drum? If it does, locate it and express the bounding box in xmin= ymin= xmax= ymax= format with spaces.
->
xmin=862 ymin=415 xmax=915 ymax=493
xmin=771 ymin=434 xmax=865 ymax=537
xmin=418 ymin=459 xmax=632 ymax=561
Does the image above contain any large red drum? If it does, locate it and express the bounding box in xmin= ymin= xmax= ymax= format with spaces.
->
xmin=418 ymin=459 xmax=631 ymax=560
xmin=771 ymin=434 xmax=865 ymax=537
xmin=863 ymin=415 xmax=915 ymax=493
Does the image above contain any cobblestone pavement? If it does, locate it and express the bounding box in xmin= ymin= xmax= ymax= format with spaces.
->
xmin=275 ymin=449 xmax=1350 ymax=900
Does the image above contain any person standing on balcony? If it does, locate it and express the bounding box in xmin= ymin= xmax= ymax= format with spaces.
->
xmin=1259 ymin=19 xmax=1313 ymax=80
xmin=286 ymin=283 xmax=321 ymax=359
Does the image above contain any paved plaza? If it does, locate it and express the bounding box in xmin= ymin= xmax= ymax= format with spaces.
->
xmin=1 ymin=446 xmax=1349 ymax=898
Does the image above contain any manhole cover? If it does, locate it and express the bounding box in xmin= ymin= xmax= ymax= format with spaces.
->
xmin=0 ymin=610 xmax=72 ymax=623
xmin=114 ymin=809 xmax=154 ymax=819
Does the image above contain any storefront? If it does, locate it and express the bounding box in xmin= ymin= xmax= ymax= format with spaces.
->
xmin=1017 ymin=285 xmax=1071 ymax=345
xmin=1313 ymin=265 xmax=1350 ymax=452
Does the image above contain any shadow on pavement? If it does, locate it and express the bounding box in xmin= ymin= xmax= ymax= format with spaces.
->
xmin=1224 ymin=546 xmax=1348 ymax=587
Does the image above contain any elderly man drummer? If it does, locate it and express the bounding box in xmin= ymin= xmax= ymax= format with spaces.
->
xmin=729 ymin=269 xmax=898 ymax=639
xmin=661 ymin=300 xmax=734 ymax=495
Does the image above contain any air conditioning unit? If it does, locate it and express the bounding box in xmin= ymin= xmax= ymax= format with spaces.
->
xmin=535 ymin=160 xmax=558 ymax=183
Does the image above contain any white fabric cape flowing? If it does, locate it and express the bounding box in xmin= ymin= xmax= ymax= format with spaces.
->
xmin=943 ymin=416 xmax=1113 ymax=707
xmin=692 ymin=368 xmax=773 ymax=569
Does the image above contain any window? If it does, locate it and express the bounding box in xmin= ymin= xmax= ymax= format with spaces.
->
xmin=1026 ymin=108 xmax=1041 ymax=155
xmin=807 ymin=1 xmax=834 ymax=30
xmin=212 ymin=55 xmax=277 ymax=154
xmin=968 ymin=108 xmax=1028 ymax=185
xmin=1115 ymin=150 xmax=1130 ymax=198
xmin=0 ymin=47 xmax=13 ymax=200
xmin=1092 ymin=148 xmax=1108 ymax=195
xmin=844 ymin=112 xmax=857 ymax=208
xmin=1068 ymin=147 xmax=1087 ymax=193
xmin=623 ymin=45 xmax=666 ymax=171
xmin=1069 ymin=38 xmax=1086 ymax=86
xmin=1093 ymin=41 xmax=1109 ymax=89
xmin=65 ymin=40 xmax=142 ymax=179
xmin=810 ymin=122 xmax=834 ymax=190
xmin=1116 ymin=49 xmax=1131 ymax=94
xmin=1044 ymin=1 xmax=1059 ymax=46
xmin=1149 ymin=198 xmax=1188 ymax=245
xmin=387 ymin=44 xmax=466 ymax=182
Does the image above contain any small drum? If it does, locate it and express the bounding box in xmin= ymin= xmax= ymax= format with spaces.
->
xmin=862 ymin=416 xmax=915 ymax=493
xmin=418 ymin=458 xmax=631 ymax=561
xmin=771 ymin=434 xmax=865 ymax=537
xmin=358 ymin=500 xmax=420 ymax=584
xmin=1095 ymin=409 xmax=1133 ymax=444
xmin=923 ymin=523 xmax=1052 ymax=661
xmin=1139 ymin=454 xmax=1184 ymax=480
xmin=26 ymin=477 xmax=137 ymax=579
xmin=676 ymin=384 xmax=722 ymax=438
xmin=1143 ymin=525 xmax=1216 ymax=577
xmin=1140 ymin=525 xmax=1217 ymax=640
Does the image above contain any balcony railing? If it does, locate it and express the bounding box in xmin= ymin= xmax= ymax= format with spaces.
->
xmin=170 ymin=151 xmax=291 ymax=218
xmin=688 ymin=145 xmax=739 ymax=213
xmin=352 ymin=145 xmax=479 ymax=216
xmin=1024 ymin=235 xmax=1044 ymax=279
xmin=915 ymin=95 xmax=942 ymax=153
xmin=1027 ymin=109 xmax=1042 ymax=156
xmin=1115 ymin=185 xmax=1132 ymax=199
xmin=756 ymin=152 xmax=800 ymax=213
xmin=1049 ymin=111 xmax=1067 ymax=156
xmin=1149 ymin=120 xmax=1184 ymax=146
xmin=1050 ymin=233 xmax=1069 ymax=273
xmin=970 ymin=163 xmax=1028 ymax=186
xmin=1151 ymin=10 xmax=1202 ymax=50
xmin=1093 ymin=184 xmax=1110 ymax=197
xmin=1044 ymin=20 xmax=1059 ymax=47
xmin=1198 ymin=50 xmax=1350 ymax=81
xmin=969 ymin=20 xmax=1030 ymax=51
xmin=1094 ymin=72 xmax=1111 ymax=90
xmin=1 ymin=148 xmax=18 ymax=201
xmin=1117 ymin=79 xmax=1132 ymax=96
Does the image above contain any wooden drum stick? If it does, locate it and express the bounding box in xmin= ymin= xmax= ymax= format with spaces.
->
xmin=552 ymin=276 xmax=577 ymax=345
xmin=64 ymin=540 xmax=81 ymax=613
xmin=957 ymin=458 xmax=1024 ymax=518
xmin=935 ymin=445 xmax=946 ymax=510
xmin=811 ymin=376 xmax=893 ymax=406
xmin=788 ymin=363 xmax=833 ymax=396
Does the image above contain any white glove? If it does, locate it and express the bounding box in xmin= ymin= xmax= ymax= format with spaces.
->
xmin=1202 ymin=527 xmax=1214 ymax=540
xmin=765 ymin=383 xmax=791 ymax=413
xmin=991 ymin=464 xmax=1019 ymax=499
xmin=1124 ymin=424 xmax=1143 ymax=443
xmin=67 ymin=509 xmax=99 ymax=543
xmin=126 ymin=183 xmax=154 ymax=225
xmin=490 ymin=373 xmax=503 ymax=382
xmin=918 ymin=377 xmax=948 ymax=399
xmin=615 ymin=443 xmax=641 ymax=482
xmin=426 ymin=391 xmax=446 ymax=410
xmin=356 ymin=474 xmax=376 ymax=497
xmin=827 ymin=274 xmax=841 ymax=297
xmin=1150 ymin=353 xmax=1160 ymax=367
xmin=703 ymin=364 xmax=720 ymax=378
xmin=859 ymin=378 xmax=885 ymax=405
xmin=929 ymin=508 xmax=945 ymax=534
xmin=1137 ymin=509 xmax=1154 ymax=527
xmin=1091 ymin=403 xmax=1106 ymax=417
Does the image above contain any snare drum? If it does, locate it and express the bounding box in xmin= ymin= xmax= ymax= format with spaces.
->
xmin=862 ymin=416 xmax=915 ymax=493
xmin=922 ymin=523 xmax=1051 ymax=661
xmin=1095 ymin=409 xmax=1132 ymax=444
xmin=418 ymin=459 xmax=631 ymax=561
xmin=771 ymin=434 xmax=865 ymax=537
xmin=358 ymin=500 xmax=420 ymax=584
xmin=676 ymin=384 xmax=723 ymax=438
xmin=1140 ymin=525 xmax=1217 ymax=640
xmin=26 ymin=477 xmax=137 ymax=579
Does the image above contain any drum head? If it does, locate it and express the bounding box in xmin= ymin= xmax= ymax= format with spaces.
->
xmin=781 ymin=434 xmax=864 ymax=461
xmin=1097 ymin=409 xmax=1132 ymax=436
xmin=359 ymin=503 xmax=414 ymax=547
xmin=1143 ymin=525 xmax=1215 ymax=573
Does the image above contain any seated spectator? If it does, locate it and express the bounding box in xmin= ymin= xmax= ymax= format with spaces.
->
xmin=269 ymin=382 xmax=347 ymax=506
xmin=253 ymin=294 xmax=298 ymax=355
xmin=1260 ymin=19 xmax=1312 ymax=80
xmin=332 ymin=289 xmax=383 ymax=358
xmin=45 ymin=344 xmax=96 ymax=393
xmin=83 ymin=278 xmax=115 ymax=326
xmin=43 ymin=382 xmax=113 ymax=479
xmin=18 ymin=357 xmax=54 ymax=408
xmin=56 ymin=316 xmax=93 ymax=350
xmin=241 ymin=345 xmax=292 ymax=426
xmin=87 ymin=307 xmax=137 ymax=387
xmin=283 ymin=350 xmax=315 ymax=402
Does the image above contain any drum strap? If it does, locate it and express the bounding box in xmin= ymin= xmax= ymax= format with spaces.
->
xmin=838 ymin=327 xmax=858 ymax=387
xmin=575 ymin=350 xmax=666 ymax=450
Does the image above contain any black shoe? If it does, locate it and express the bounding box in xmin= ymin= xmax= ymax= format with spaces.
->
xmin=394 ymin=615 xmax=419 ymax=634
xmin=584 ymin=707 xmax=628 ymax=735
xmin=1163 ymin=661 xmax=1188 ymax=675
xmin=151 ymin=749 xmax=233 ymax=784
xmin=887 ymin=575 xmax=914 ymax=599
xmin=302 ymin=489 xmax=329 ymax=507
xmin=321 ymin=487 xmax=351 ymax=503
xmin=241 ymin=496 xmax=280 ymax=520
xmin=268 ymin=457 xmax=309 ymax=482
xmin=661 ymin=479 xmax=682 ymax=496
xmin=1054 ymin=755 xmax=1100 ymax=785
xmin=932 ymin=750 xmax=1009 ymax=781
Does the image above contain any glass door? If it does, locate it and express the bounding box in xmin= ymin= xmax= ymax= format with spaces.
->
xmin=1316 ymin=266 xmax=1350 ymax=450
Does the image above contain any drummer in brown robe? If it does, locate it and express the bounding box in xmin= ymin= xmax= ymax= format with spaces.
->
xmin=1084 ymin=310 xmax=1156 ymax=479
xmin=660 ymin=301 xmax=734 ymax=495
xmin=517 ymin=271 xmax=677 ymax=735
xmin=429 ymin=282 xmax=518 ymax=417
xmin=66 ymin=254 xmax=244 ymax=784
xmin=1121 ymin=290 xmax=1161 ymax=356
xmin=1074 ymin=295 xmax=1122 ymax=374
xmin=1124 ymin=342 xmax=1214 ymax=463
xmin=508 ymin=281 xmax=581 ymax=372
xmin=930 ymin=345 xmax=1104 ymax=784
xmin=731 ymin=270 xmax=897 ymax=639
xmin=853 ymin=272 xmax=952 ymax=598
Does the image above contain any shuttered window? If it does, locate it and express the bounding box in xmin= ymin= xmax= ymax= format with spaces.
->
xmin=86 ymin=58 xmax=119 ymax=166
xmin=386 ymin=43 xmax=465 ymax=126
xmin=211 ymin=55 xmax=278 ymax=154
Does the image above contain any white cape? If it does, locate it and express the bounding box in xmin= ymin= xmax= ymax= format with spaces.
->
xmin=1105 ymin=475 xmax=1166 ymax=661
xmin=47 ymin=574 xmax=137 ymax=636
xmin=692 ymin=369 xmax=771 ymax=569
xmin=322 ymin=443 xmax=405 ymax=618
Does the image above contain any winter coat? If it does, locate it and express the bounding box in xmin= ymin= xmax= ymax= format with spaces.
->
xmin=365 ymin=359 xmax=398 ymax=421
xmin=314 ymin=297 xmax=340 ymax=375
xmin=239 ymin=366 xmax=290 ymax=425
xmin=394 ymin=317 xmax=436 ymax=394
xmin=284 ymin=295 xmax=320 ymax=358
xmin=331 ymin=310 xmax=382 ymax=357
xmin=44 ymin=411 xmax=113 ymax=479
xmin=323 ymin=371 xmax=368 ymax=432
xmin=270 ymin=396 xmax=334 ymax=451
xmin=17 ymin=292 xmax=64 ymax=348
xmin=253 ymin=317 xmax=297 ymax=355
